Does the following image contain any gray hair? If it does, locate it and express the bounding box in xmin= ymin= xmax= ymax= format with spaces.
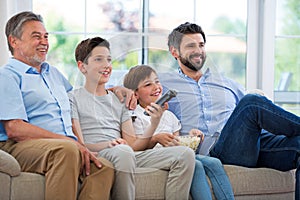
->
xmin=5 ymin=11 xmax=44 ymax=54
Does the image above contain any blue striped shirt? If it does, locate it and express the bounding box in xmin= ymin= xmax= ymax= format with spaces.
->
xmin=159 ymin=67 xmax=245 ymax=155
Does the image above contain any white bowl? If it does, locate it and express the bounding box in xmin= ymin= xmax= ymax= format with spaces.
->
xmin=178 ymin=136 xmax=201 ymax=151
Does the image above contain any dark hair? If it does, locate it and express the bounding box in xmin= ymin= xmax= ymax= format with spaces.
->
xmin=5 ymin=11 xmax=44 ymax=54
xmin=167 ymin=22 xmax=206 ymax=51
xmin=75 ymin=37 xmax=110 ymax=63
xmin=123 ymin=65 xmax=157 ymax=91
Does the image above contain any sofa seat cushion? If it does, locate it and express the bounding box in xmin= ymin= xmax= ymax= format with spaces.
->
xmin=135 ymin=168 xmax=168 ymax=200
xmin=11 ymin=172 xmax=45 ymax=200
xmin=224 ymin=165 xmax=295 ymax=196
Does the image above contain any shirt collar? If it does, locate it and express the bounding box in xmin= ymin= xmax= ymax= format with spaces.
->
xmin=8 ymin=58 xmax=50 ymax=74
xmin=177 ymin=67 xmax=211 ymax=81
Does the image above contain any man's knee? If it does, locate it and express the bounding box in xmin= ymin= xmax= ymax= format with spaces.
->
xmin=52 ymin=140 xmax=81 ymax=164
xmin=240 ymin=93 xmax=265 ymax=105
xmin=93 ymin=157 xmax=115 ymax=179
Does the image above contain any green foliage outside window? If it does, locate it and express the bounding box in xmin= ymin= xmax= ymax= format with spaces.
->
xmin=275 ymin=0 xmax=300 ymax=91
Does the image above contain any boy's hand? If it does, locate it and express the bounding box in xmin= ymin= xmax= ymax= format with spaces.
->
xmin=109 ymin=138 xmax=128 ymax=147
xmin=153 ymin=133 xmax=179 ymax=147
xmin=146 ymin=103 xmax=164 ymax=124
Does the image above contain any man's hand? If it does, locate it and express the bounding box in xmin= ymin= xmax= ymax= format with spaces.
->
xmin=109 ymin=86 xmax=137 ymax=110
xmin=153 ymin=133 xmax=179 ymax=147
xmin=189 ymin=129 xmax=204 ymax=142
xmin=76 ymin=142 xmax=102 ymax=176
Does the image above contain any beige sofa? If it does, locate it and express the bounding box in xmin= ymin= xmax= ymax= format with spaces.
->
xmin=0 ymin=149 xmax=295 ymax=200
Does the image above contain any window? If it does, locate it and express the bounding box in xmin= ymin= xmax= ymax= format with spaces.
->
xmin=147 ymin=0 xmax=247 ymax=86
xmin=30 ymin=0 xmax=300 ymax=114
xmin=32 ymin=0 xmax=247 ymax=85
xmin=275 ymin=0 xmax=300 ymax=114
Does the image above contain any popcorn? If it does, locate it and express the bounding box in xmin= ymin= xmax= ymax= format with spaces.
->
xmin=178 ymin=136 xmax=201 ymax=151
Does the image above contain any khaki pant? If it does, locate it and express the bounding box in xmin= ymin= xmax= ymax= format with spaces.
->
xmin=0 ymin=139 xmax=114 ymax=200
xmin=99 ymin=144 xmax=195 ymax=200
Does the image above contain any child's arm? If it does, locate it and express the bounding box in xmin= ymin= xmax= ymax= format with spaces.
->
xmin=71 ymin=119 xmax=85 ymax=146
xmin=173 ymin=130 xmax=180 ymax=136
xmin=121 ymin=103 xmax=163 ymax=151
xmin=85 ymin=138 xmax=127 ymax=152
xmin=148 ymin=133 xmax=179 ymax=148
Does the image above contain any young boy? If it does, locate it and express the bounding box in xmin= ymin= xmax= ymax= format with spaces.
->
xmin=68 ymin=37 xmax=195 ymax=200
xmin=123 ymin=65 xmax=234 ymax=200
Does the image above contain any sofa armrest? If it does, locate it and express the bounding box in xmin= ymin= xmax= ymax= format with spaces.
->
xmin=0 ymin=149 xmax=21 ymax=176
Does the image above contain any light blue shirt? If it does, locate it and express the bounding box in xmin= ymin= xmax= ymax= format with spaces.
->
xmin=0 ymin=58 xmax=76 ymax=141
xmin=159 ymin=67 xmax=245 ymax=155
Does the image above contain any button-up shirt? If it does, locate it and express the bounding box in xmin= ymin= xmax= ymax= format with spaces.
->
xmin=0 ymin=58 xmax=76 ymax=141
xmin=159 ymin=67 xmax=245 ymax=155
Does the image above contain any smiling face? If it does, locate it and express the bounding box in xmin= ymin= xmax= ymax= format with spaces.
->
xmin=173 ymin=33 xmax=206 ymax=72
xmin=134 ymin=71 xmax=163 ymax=108
xmin=80 ymin=46 xmax=112 ymax=86
xmin=9 ymin=20 xmax=49 ymax=70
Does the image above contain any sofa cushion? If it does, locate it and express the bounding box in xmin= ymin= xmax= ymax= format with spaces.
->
xmin=135 ymin=168 xmax=168 ymax=200
xmin=0 ymin=173 xmax=11 ymax=200
xmin=224 ymin=165 xmax=295 ymax=196
xmin=0 ymin=150 xmax=21 ymax=176
xmin=11 ymin=172 xmax=45 ymax=200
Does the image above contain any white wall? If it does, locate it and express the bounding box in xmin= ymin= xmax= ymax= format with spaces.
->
xmin=0 ymin=0 xmax=32 ymax=66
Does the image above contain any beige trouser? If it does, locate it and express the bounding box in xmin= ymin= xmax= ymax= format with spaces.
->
xmin=99 ymin=144 xmax=195 ymax=200
xmin=0 ymin=139 xmax=114 ymax=200
xmin=135 ymin=146 xmax=195 ymax=200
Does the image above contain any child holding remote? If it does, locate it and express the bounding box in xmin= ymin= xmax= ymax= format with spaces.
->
xmin=123 ymin=65 xmax=234 ymax=200
xmin=68 ymin=37 xmax=195 ymax=200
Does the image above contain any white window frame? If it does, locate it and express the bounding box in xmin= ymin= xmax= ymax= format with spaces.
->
xmin=247 ymin=0 xmax=276 ymax=99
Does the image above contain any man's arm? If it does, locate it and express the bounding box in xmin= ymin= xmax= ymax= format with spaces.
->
xmin=3 ymin=119 xmax=73 ymax=142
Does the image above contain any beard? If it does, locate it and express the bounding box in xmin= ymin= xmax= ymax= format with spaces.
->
xmin=20 ymin=51 xmax=47 ymax=67
xmin=179 ymin=53 xmax=206 ymax=71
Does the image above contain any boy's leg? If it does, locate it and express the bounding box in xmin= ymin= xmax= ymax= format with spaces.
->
xmin=190 ymin=158 xmax=212 ymax=200
xmin=135 ymin=146 xmax=195 ymax=200
xmin=0 ymin=139 xmax=81 ymax=200
xmin=98 ymin=144 xmax=135 ymax=200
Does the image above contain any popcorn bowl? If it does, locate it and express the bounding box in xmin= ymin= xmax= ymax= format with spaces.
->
xmin=177 ymin=135 xmax=201 ymax=151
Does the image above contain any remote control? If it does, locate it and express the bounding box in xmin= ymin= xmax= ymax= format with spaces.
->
xmin=144 ymin=89 xmax=177 ymax=116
